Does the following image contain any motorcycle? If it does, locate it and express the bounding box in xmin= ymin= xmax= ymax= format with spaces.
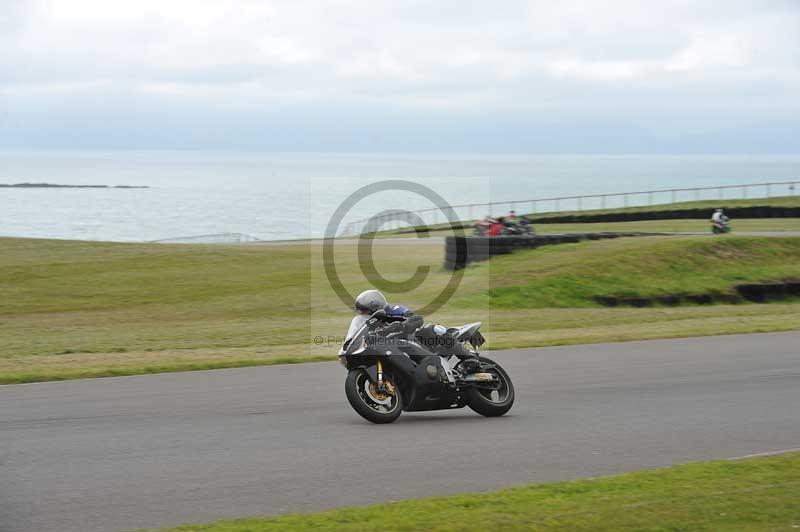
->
xmin=474 ymin=217 xmax=535 ymax=237
xmin=711 ymin=218 xmax=731 ymax=234
xmin=473 ymin=217 xmax=497 ymax=236
xmin=338 ymin=310 xmax=515 ymax=424
xmin=503 ymin=218 xmax=535 ymax=236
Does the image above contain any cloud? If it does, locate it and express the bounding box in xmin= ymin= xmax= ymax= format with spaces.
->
xmin=1 ymin=0 xmax=798 ymax=150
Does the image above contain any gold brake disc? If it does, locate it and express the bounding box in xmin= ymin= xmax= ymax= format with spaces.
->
xmin=365 ymin=379 xmax=395 ymax=405
xmin=368 ymin=382 xmax=389 ymax=402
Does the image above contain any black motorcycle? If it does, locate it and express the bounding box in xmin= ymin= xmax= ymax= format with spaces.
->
xmin=503 ymin=218 xmax=535 ymax=236
xmin=711 ymin=218 xmax=732 ymax=234
xmin=338 ymin=310 xmax=515 ymax=424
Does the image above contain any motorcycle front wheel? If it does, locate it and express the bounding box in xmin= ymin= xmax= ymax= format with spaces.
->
xmin=345 ymin=368 xmax=404 ymax=424
xmin=465 ymin=357 xmax=515 ymax=417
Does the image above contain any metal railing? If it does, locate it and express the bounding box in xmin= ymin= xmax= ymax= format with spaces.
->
xmin=151 ymin=232 xmax=262 ymax=244
xmin=340 ymin=180 xmax=799 ymax=236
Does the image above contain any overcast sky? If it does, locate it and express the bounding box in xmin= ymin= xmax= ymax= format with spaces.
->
xmin=2 ymin=0 xmax=799 ymax=152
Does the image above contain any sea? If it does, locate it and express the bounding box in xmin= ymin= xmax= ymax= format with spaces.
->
xmin=1 ymin=151 xmax=798 ymax=242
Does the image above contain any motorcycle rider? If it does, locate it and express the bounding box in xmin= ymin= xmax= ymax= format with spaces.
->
xmin=487 ymin=216 xmax=506 ymax=237
xmin=711 ymin=208 xmax=730 ymax=231
xmin=345 ymin=289 xmax=472 ymax=360
xmin=474 ymin=214 xmax=495 ymax=236
xmin=345 ymin=290 xmax=422 ymax=342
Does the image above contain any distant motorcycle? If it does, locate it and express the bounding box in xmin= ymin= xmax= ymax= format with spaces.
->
xmin=474 ymin=216 xmax=535 ymax=237
xmin=473 ymin=217 xmax=496 ymax=236
xmin=504 ymin=218 xmax=535 ymax=236
xmin=711 ymin=218 xmax=731 ymax=234
xmin=339 ymin=310 xmax=515 ymax=424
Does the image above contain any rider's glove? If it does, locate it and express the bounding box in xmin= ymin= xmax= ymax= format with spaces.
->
xmin=378 ymin=321 xmax=404 ymax=336
xmin=403 ymin=316 xmax=422 ymax=333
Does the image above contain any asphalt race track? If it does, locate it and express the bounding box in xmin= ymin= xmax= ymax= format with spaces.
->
xmin=2 ymin=332 xmax=799 ymax=532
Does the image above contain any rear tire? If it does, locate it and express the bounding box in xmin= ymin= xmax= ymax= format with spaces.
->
xmin=465 ymin=357 xmax=515 ymax=417
xmin=345 ymin=368 xmax=403 ymax=424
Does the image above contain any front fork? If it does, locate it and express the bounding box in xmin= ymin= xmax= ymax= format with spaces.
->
xmin=376 ymin=358 xmax=384 ymax=386
xmin=375 ymin=358 xmax=396 ymax=395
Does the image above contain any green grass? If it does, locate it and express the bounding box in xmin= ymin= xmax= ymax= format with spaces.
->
xmin=481 ymin=236 xmax=800 ymax=308
xmin=159 ymin=452 xmax=800 ymax=531
xmin=2 ymin=235 xmax=799 ymax=384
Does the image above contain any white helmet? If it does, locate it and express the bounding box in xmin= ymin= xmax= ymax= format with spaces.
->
xmin=355 ymin=290 xmax=387 ymax=314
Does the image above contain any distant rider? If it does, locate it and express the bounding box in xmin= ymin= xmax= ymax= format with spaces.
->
xmin=711 ymin=208 xmax=730 ymax=228
xmin=487 ymin=216 xmax=506 ymax=237
xmin=711 ymin=208 xmax=727 ymax=224
xmin=474 ymin=215 xmax=494 ymax=236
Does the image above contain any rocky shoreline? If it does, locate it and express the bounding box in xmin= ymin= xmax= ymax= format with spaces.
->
xmin=0 ymin=183 xmax=149 ymax=189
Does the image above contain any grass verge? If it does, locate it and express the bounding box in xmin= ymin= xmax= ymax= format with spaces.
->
xmin=481 ymin=237 xmax=800 ymax=308
xmin=159 ymin=452 xmax=800 ymax=531
xmin=2 ymin=235 xmax=799 ymax=384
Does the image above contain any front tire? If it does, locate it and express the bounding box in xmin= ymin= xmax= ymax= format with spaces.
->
xmin=345 ymin=368 xmax=403 ymax=424
xmin=465 ymin=357 xmax=515 ymax=417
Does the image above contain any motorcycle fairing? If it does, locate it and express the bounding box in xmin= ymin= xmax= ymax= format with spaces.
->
xmin=404 ymin=355 xmax=464 ymax=411
xmin=448 ymin=322 xmax=486 ymax=347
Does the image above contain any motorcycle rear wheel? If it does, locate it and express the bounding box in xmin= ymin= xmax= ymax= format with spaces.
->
xmin=345 ymin=368 xmax=404 ymax=424
xmin=465 ymin=357 xmax=515 ymax=417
